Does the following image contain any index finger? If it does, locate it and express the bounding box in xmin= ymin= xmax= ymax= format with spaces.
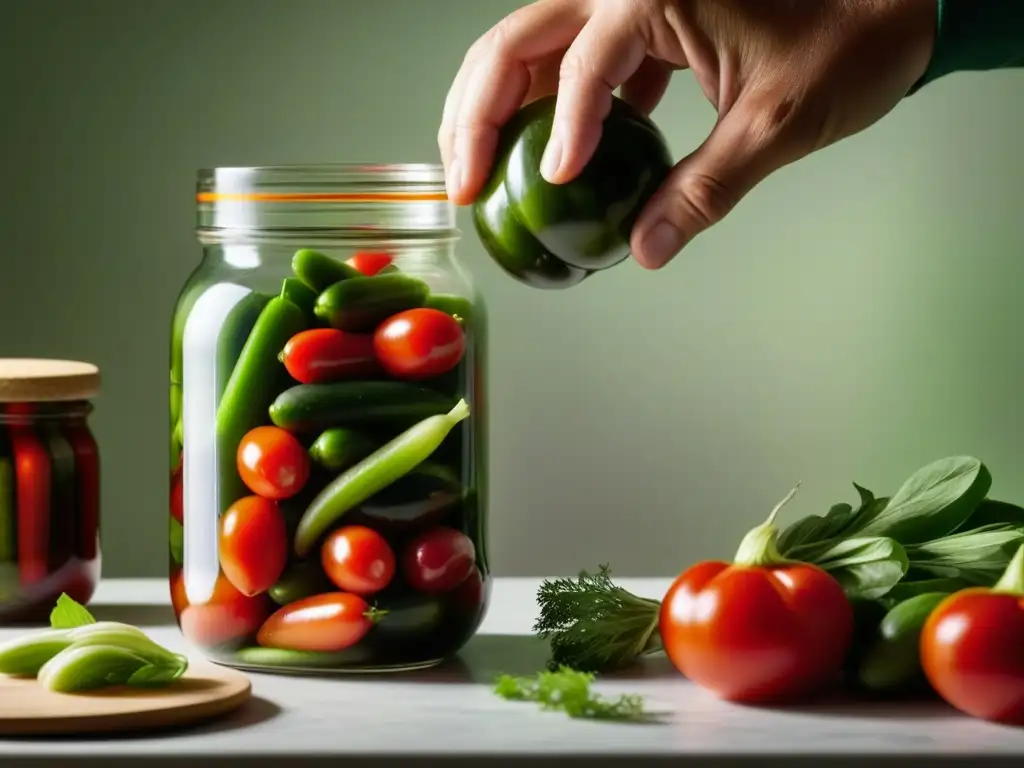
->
xmin=439 ymin=0 xmax=590 ymax=205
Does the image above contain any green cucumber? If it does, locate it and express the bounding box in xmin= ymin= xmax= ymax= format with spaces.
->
xmin=280 ymin=277 xmax=318 ymax=318
xmin=268 ymin=561 xmax=334 ymax=606
xmin=314 ymin=274 xmax=430 ymax=332
xmin=857 ymin=592 xmax=949 ymax=692
xmin=217 ymin=292 xmax=272 ymax=399
xmin=269 ymin=381 xmax=455 ymax=434
xmin=0 ymin=458 xmax=13 ymax=564
xmin=216 ymin=295 xmax=308 ymax=513
xmin=309 ymin=428 xmax=380 ymax=473
xmin=292 ymin=248 xmax=361 ymax=292
xmin=235 ymin=645 xmax=376 ymax=669
xmin=425 ymin=294 xmax=474 ymax=326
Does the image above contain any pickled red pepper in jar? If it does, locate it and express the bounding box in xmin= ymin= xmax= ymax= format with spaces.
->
xmin=172 ymin=164 xmax=489 ymax=673
xmin=0 ymin=359 xmax=102 ymax=621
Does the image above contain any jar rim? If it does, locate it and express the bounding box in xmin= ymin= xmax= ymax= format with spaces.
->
xmin=197 ymin=163 xmax=446 ymax=191
xmin=196 ymin=163 xmax=454 ymax=234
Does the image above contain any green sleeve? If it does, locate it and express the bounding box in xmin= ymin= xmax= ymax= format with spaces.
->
xmin=914 ymin=0 xmax=1024 ymax=90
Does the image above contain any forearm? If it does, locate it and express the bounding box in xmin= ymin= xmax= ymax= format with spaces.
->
xmin=915 ymin=0 xmax=1024 ymax=89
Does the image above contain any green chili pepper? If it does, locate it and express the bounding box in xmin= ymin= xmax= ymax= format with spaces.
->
xmin=293 ymin=399 xmax=471 ymax=556
xmin=280 ymin=277 xmax=318 ymax=318
xmin=292 ymin=248 xmax=361 ymax=292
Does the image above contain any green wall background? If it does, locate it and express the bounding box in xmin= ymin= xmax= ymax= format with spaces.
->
xmin=2 ymin=0 xmax=1022 ymax=578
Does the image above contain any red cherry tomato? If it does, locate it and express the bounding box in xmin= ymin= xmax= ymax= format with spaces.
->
xmin=219 ymin=495 xmax=288 ymax=597
xmin=321 ymin=525 xmax=396 ymax=595
xmin=659 ymin=560 xmax=853 ymax=703
xmin=374 ymin=308 xmax=466 ymax=381
xmin=281 ymin=328 xmax=381 ymax=385
xmin=921 ymin=588 xmax=1024 ymax=724
xmin=172 ymin=571 xmax=270 ymax=648
xmin=170 ymin=464 xmax=183 ymax=524
xmin=236 ymin=426 xmax=310 ymax=500
xmin=346 ymin=251 xmax=393 ymax=276
xmin=257 ymin=592 xmax=378 ymax=652
xmin=402 ymin=526 xmax=476 ymax=594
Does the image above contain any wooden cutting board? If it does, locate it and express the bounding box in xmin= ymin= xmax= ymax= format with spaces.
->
xmin=0 ymin=660 xmax=251 ymax=736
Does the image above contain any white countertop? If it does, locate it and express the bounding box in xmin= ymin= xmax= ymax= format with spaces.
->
xmin=1 ymin=577 xmax=1023 ymax=765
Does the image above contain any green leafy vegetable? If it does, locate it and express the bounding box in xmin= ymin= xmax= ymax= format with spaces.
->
xmin=961 ymin=499 xmax=1024 ymax=530
xmin=809 ymin=536 xmax=909 ymax=601
xmin=903 ymin=524 xmax=1024 ymax=585
xmin=494 ymin=667 xmax=650 ymax=721
xmin=50 ymin=593 xmax=97 ymax=629
xmin=534 ymin=565 xmax=661 ymax=673
xmin=855 ymin=456 xmax=991 ymax=544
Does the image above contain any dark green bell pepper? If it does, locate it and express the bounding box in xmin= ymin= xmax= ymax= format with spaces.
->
xmin=473 ymin=94 xmax=673 ymax=289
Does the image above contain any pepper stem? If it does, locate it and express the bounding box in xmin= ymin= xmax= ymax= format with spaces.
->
xmin=732 ymin=482 xmax=802 ymax=567
xmin=992 ymin=543 xmax=1024 ymax=595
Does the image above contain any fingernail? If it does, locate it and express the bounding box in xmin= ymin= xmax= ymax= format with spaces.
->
xmin=446 ymin=158 xmax=463 ymax=198
xmin=638 ymin=220 xmax=685 ymax=268
xmin=540 ymin=134 xmax=562 ymax=182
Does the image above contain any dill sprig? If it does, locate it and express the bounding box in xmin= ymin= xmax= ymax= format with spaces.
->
xmin=494 ymin=666 xmax=649 ymax=721
xmin=533 ymin=564 xmax=662 ymax=673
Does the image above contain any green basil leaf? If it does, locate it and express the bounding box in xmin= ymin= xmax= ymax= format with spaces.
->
xmin=855 ymin=456 xmax=991 ymax=544
xmin=49 ymin=593 xmax=97 ymax=629
xmin=960 ymin=499 xmax=1024 ymax=531
xmin=810 ymin=536 xmax=909 ymax=601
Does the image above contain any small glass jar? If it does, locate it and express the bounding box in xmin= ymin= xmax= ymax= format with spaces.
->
xmin=0 ymin=359 xmax=101 ymax=623
xmin=170 ymin=164 xmax=489 ymax=673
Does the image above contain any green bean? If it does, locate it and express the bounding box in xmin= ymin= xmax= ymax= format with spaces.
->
xmin=293 ymin=399 xmax=470 ymax=556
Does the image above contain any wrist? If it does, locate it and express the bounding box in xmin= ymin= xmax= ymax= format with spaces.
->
xmin=912 ymin=0 xmax=1024 ymax=91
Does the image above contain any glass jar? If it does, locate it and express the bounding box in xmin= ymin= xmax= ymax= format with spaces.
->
xmin=0 ymin=359 xmax=101 ymax=623
xmin=170 ymin=164 xmax=489 ymax=673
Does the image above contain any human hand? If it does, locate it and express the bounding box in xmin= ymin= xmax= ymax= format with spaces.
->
xmin=438 ymin=0 xmax=937 ymax=269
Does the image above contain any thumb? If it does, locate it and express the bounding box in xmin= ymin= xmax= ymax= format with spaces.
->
xmin=631 ymin=102 xmax=797 ymax=270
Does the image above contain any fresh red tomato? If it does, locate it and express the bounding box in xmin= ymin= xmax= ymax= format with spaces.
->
xmin=321 ymin=525 xmax=395 ymax=595
xmin=236 ymin=426 xmax=310 ymax=500
xmin=219 ymin=495 xmax=288 ymax=596
xmin=170 ymin=463 xmax=183 ymax=524
xmin=281 ymin=328 xmax=381 ymax=385
xmin=172 ymin=571 xmax=270 ymax=648
xmin=374 ymin=308 xmax=465 ymax=381
xmin=660 ymin=560 xmax=853 ymax=702
xmin=402 ymin=526 xmax=476 ymax=594
xmin=921 ymin=585 xmax=1024 ymax=724
xmin=257 ymin=592 xmax=380 ymax=652
xmin=346 ymin=251 xmax=393 ymax=276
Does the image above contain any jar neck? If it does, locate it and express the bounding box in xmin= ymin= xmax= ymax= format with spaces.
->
xmin=0 ymin=400 xmax=93 ymax=426
xmin=195 ymin=164 xmax=456 ymax=239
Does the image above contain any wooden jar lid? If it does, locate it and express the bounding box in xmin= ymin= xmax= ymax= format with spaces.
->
xmin=0 ymin=359 xmax=101 ymax=403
